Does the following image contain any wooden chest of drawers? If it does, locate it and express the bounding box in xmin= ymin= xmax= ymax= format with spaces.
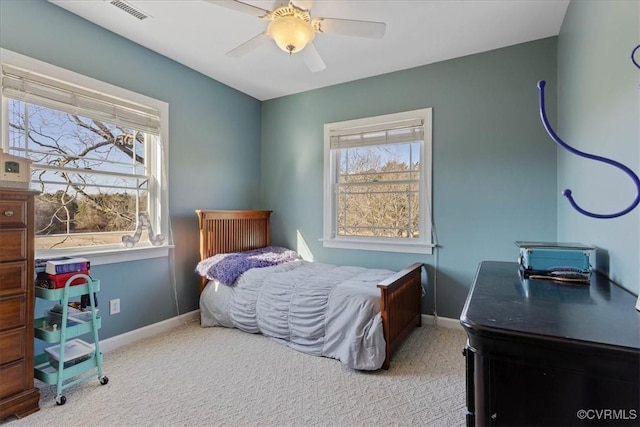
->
xmin=0 ymin=189 xmax=40 ymax=420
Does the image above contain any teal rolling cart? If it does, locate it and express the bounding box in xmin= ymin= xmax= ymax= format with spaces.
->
xmin=33 ymin=274 xmax=108 ymax=405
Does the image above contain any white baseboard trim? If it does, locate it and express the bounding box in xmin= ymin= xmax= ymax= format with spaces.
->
xmin=98 ymin=311 xmax=459 ymax=354
xmin=421 ymin=314 xmax=464 ymax=330
xmin=100 ymin=310 xmax=199 ymax=354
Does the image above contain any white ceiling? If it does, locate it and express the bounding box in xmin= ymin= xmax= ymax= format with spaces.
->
xmin=49 ymin=0 xmax=570 ymax=101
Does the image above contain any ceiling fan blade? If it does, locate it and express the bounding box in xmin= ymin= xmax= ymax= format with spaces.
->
xmin=302 ymin=42 xmax=326 ymax=73
xmin=204 ymin=0 xmax=270 ymax=18
xmin=226 ymin=32 xmax=271 ymax=57
xmin=312 ymin=17 xmax=386 ymax=38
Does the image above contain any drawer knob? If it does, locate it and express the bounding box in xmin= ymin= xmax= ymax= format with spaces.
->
xmin=3 ymin=209 xmax=14 ymax=217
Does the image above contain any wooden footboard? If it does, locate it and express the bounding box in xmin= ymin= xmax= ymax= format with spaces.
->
xmin=378 ymin=262 xmax=424 ymax=369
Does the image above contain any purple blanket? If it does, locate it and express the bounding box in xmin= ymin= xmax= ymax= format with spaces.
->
xmin=195 ymin=246 xmax=300 ymax=286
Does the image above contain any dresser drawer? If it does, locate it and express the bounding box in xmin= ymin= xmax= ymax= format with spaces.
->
xmin=0 ymin=328 xmax=25 ymax=365
xmin=0 ymin=296 xmax=26 ymax=332
xmin=0 ymin=262 xmax=26 ymax=298
xmin=0 ymin=199 xmax=27 ymax=228
xmin=0 ymin=229 xmax=26 ymax=262
xmin=0 ymin=360 xmax=27 ymax=400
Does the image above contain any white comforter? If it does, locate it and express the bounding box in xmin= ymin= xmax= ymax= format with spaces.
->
xmin=200 ymin=260 xmax=395 ymax=370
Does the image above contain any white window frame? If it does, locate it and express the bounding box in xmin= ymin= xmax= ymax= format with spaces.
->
xmin=0 ymin=48 xmax=171 ymax=264
xmin=322 ymin=108 xmax=433 ymax=254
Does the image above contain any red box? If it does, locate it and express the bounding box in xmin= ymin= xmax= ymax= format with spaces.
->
xmin=47 ymin=270 xmax=90 ymax=289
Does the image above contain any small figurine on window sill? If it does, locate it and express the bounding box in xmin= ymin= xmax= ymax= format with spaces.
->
xmin=122 ymin=213 xmax=165 ymax=248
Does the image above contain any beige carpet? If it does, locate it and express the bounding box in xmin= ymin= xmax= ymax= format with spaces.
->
xmin=6 ymin=320 xmax=467 ymax=427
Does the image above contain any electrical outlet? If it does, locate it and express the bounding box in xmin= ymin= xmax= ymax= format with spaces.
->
xmin=109 ymin=298 xmax=120 ymax=315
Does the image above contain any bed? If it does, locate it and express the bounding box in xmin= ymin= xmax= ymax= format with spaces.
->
xmin=195 ymin=210 xmax=423 ymax=370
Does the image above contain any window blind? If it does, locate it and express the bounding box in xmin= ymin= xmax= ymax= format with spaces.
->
xmin=330 ymin=118 xmax=424 ymax=149
xmin=2 ymin=64 xmax=160 ymax=134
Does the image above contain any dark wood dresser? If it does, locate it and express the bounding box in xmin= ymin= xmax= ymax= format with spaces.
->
xmin=0 ymin=188 xmax=40 ymax=419
xmin=461 ymin=261 xmax=640 ymax=426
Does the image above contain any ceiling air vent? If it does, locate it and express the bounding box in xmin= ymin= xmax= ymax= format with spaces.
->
xmin=110 ymin=0 xmax=150 ymax=20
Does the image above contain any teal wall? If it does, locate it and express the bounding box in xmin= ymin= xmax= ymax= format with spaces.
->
xmin=557 ymin=0 xmax=639 ymax=294
xmin=1 ymin=0 xmax=262 ymax=344
xmin=261 ymin=38 xmax=559 ymax=318
xmin=14 ymin=0 xmax=630 ymax=332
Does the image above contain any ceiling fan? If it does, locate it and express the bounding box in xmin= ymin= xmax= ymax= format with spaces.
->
xmin=205 ymin=0 xmax=386 ymax=72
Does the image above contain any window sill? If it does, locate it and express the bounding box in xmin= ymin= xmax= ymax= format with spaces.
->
xmin=36 ymin=245 xmax=173 ymax=266
xmin=321 ymin=238 xmax=433 ymax=255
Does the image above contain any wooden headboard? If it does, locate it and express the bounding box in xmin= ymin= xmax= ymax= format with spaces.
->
xmin=196 ymin=210 xmax=272 ymax=292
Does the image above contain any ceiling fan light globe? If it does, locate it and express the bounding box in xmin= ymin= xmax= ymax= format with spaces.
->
xmin=268 ymin=16 xmax=315 ymax=54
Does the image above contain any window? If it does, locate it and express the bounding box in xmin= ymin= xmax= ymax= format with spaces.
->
xmin=1 ymin=49 xmax=169 ymax=260
xmin=323 ymin=108 xmax=433 ymax=254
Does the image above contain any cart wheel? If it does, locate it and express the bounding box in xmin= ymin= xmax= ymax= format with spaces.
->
xmin=56 ymin=395 xmax=66 ymax=406
xmin=99 ymin=375 xmax=109 ymax=385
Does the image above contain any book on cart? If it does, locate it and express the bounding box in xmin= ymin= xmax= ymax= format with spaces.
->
xmin=45 ymin=257 xmax=90 ymax=275
xmin=49 ymin=270 xmax=91 ymax=289
xmin=36 ymin=269 xmax=90 ymax=289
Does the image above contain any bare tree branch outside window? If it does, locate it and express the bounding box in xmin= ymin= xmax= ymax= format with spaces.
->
xmin=8 ymin=99 xmax=149 ymax=249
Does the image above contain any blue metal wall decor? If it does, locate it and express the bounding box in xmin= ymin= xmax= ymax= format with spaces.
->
xmin=537 ymin=76 xmax=640 ymax=219
xmin=632 ymin=44 xmax=640 ymax=70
